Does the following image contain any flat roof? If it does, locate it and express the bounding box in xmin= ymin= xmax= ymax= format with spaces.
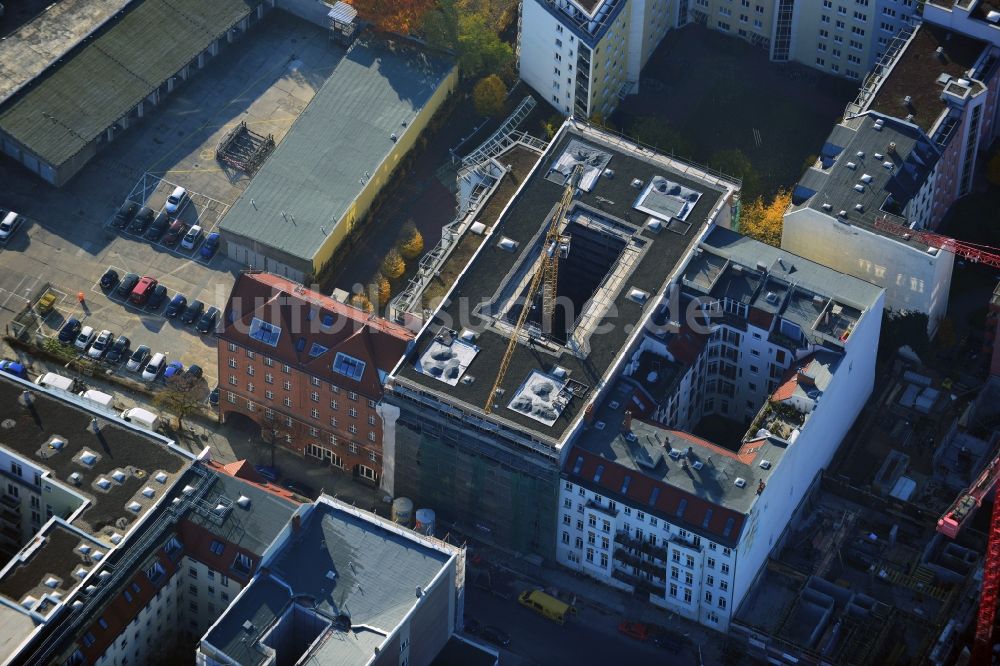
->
xmin=790 ymin=114 xmax=940 ymax=239
xmin=219 ymin=39 xmax=454 ymax=264
xmin=392 ymin=122 xmax=736 ymax=446
xmin=869 ymin=23 xmax=986 ymax=134
xmin=0 ymin=0 xmax=261 ymax=169
xmin=0 ymin=375 xmax=190 ymax=544
xmin=0 ymin=0 xmax=134 ymax=106
xmin=204 ymin=497 xmax=455 ymax=666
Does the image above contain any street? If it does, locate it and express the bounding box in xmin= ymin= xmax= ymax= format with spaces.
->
xmin=464 ymin=582 xmax=702 ymax=666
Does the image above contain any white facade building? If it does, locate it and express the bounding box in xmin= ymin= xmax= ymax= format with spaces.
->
xmin=556 ymin=226 xmax=884 ymax=631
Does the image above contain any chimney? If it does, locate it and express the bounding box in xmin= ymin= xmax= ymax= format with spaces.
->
xmin=903 ymin=95 xmax=913 ymax=109
xmin=757 ymin=479 xmax=766 ymax=496
xmin=935 ymin=45 xmax=945 ymax=61
xmin=796 ymin=367 xmax=815 ymax=387
xmin=887 ymin=141 xmax=897 ymax=155
xmin=622 ymin=410 xmax=633 ymax=433
xmin=292 ymin=514 xmax=301 ymax=533
xmin=583 ymin=403 xmax=595 ymax=426
xmin=18 ymin=390 xmax=34 ymax=407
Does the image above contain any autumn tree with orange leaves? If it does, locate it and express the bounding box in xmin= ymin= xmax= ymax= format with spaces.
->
xmin=348 ymin=0 xmax=436 ymax=34
xmin=739 ymin=190 xmax=790 ymax=248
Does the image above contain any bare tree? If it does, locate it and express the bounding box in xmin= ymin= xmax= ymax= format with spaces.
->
xmin=155 ymin=373 xmax=208 ymax=429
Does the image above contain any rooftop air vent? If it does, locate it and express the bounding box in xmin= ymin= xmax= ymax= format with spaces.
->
xmin=96 ymin=478 xmax=111 ymax=490
xmin=44 ymin=577 xmax=59 ymax=588
xmin=237 ymin=495 xmax=251 ymax=509
xmin=765 ymin=291 xmax=779 ymax=304
xmin=853 ymin=184 xmax=865 ymax=193
xmin=604 ymin=168 xmax=615 ymax=178
xmin=127 ymin=502 xmax=142 ymax=513
xmin=874 ymin=152 xmax=883 ymax=160
xmin=460 ymin=329 xmax=477 ymax=342
xmin=987 ymin=9 xmax=1000 ymax=23
xmin=883 ymin=161 xmax=894 ymax=170
xmin=461 ymin=375 xmax=475 ymax=385
xmin=903 ymin=95 xmax=913 ymax=107
xmin=75 ymin=568 xmax=89 ymax=579
xmin=821 ymin=203 xmax=833 ymax=211
xmin=734 ymin=477 xmax=747 ymax=488
xmin=68 ymin=472 xmax=82 ymax=486
xmin=142 ymin=487 xmax=155 ymax=498
xmin=497 ymin=237 xmax=519 ymax=252
xmin=551 ymin=366 xmax=569 ymax=379
xmin=846 ymin=161 xmax=857 ymax=170
xmin=759 ymin=459 xmax=772 ymax=470
xmin=838 ymin=210 xmax=848 ymax=218
xmin=154 ymin=472 xmax=168 ymax=484
xmin=49 ymin=437 xmax=65 ymax=450
xmin=628 ymin=288 xmax=650 ymax=304
xmin=645 ymin=217 xmax=664 ymax=234
xmin=631 ymin=178 xmax=644 ymax=189
xmin=692 ymin=461 xmax=704 ymax=470
xmin=594 ymin=421 xmax=606 ymax=430
xmin=855 ymin=204 xmax=864 ymax=212
xmin=80 ymin=451 xmax=96 ymax=466
xmin=110 ymin=533 xmax=123 ymax=544
xmin=856 ymin=151 xmax=865 ymax=158
xmin=668 ymin=449 xmax=682 ymax=460
xmin=860 ymin=174 xmax=872 ymax=184
xmin=111 ymin=471 xmax=125 ymax=483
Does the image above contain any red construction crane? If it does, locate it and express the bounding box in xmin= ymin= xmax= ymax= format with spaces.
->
xmin=873 ymin=217 xmax=1000 ymax=269
xmin=938 ymin=451 xmax=1000 ymax=665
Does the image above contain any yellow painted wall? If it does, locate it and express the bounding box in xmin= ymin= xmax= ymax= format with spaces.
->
xmin=311 ymin=65 xmax=459 ymax=275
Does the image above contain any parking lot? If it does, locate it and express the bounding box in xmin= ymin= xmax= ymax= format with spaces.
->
xmin=0 ymin=13 xmax=344 ymax=383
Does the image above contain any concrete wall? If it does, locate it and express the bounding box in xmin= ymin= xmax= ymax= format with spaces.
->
xmin=782 ymin=207 xmax=950 ymax=333
xmin=276 ymin=0 xmax=332 ymax=26
xmin=309 ymin=64 xmax=458 ymax=278
xmin=519 ymin=0 xmax=579 ymax=116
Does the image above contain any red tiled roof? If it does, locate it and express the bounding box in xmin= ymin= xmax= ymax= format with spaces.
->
xmin=771 ymin=354 xmax=818 ymax=403
xmin=748 ymin=307 xmax=774 ymax=332
xmin=210 ymin=459 xmax=298 ymax=501
xmin=220 ymin=272 xmax=414 ymax=397
xmin=566 ymin=446 xmax=747 ymax=545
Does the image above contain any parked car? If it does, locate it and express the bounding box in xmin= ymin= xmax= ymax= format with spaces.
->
xmin=165 ymin=294 xmax=187 ymax=318
xmin=58 ymin=317 xmax=82 ymax=343
xmin=180 ymin=300 xmax=204 ymax=325
xmin=126 ymin=345 xmax=151 ymax=372
xmin=163 ymin=220 xmax=188 ymax=246
xmin=130 ymin=206 xmax=154 ymax=233
xmin=0 ymin=211 xmax=23 ymax=242
xmin=145 ymin=210 xmax=171 ymax=241
xmin=209 ymin=386 xmax=220 ymax=406
xmin=100 ymin=268 xmax=120 ymax=292
xmin=74 ymin=325 xmax=96 ymax=351
xmin=184 ymin=364 xmax=203 ymax=379
xmin=254 ymin=465 xmax=279 ymax=483
xmin=129 ymin=276 xmax=158 ymax=306
xmin=281 ymin=479 xmax=315 ymax=498
xmin=105 ymin=335 xmax=131 ymax=364
xmin=146 ymin=284 xmax=168 ymax=310
xmin=115 ymin=273 xmax=140 ymax=298
xmin=112 ymin=201 xmax=138 ymax=228
xmin=180 ymin=224 xmax=202 ymax=250
xmin=87 ymin=330 xmax=114 ymax=358
xmin=0 ymin=360 xmax=27 ymax=378
xmin=129 ymin=206 xmax=154 ymax=233
xmin=200 ymin=232 xmax=220 ymax=259
xmin=163 ymin=361 xmax=183 ymax=380
xmin=479 ymin=626 xmax=510 ymax=648
xmin=164 ymin=185 xmax=187 ymax=214
xmin=196 ymin=306 xmax=219 ymax=334
xmin=617 ymin=621 xmax=651 ymax=642
xmin=141 ymin=353 xmax=166 ymax=381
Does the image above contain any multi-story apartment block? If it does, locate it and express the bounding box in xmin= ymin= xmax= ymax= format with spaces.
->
xmin=198 ymin=495 xmax=466 ymax=666
xmin=688 ymin=0 xmax=918 ymax=79
xmin=518 ymin=0 xmax=679 ymax=117
xmin=555 ymin=225 xmax=884 ymax=631
xmin=219 ymin=272 xmax=413 ymax=488
xmin=924 ymin=0 xmax=1000 ymax=47
xmin=783 ymin=112 xmax=953 ymax=332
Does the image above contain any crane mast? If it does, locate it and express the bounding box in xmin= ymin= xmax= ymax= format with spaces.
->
xmin=484 ymin=165 xmax=580 ymax=414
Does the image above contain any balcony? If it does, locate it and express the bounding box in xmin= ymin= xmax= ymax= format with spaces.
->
xmin=612 ymin=568 xmax=664 ymax=596
xmin=614 ymin=532 xmax=669 ymax=562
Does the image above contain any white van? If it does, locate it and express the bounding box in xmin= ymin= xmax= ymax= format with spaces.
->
xmin=142 ymin=353 xmax=166 ymax=381
xmin=79 ymin=389 xmax=114 ymax=409
xmin=0 ymin=210 xmax=22 ymax=242
xmin=121 ymin=407 xmax=159 ymax=431
xmin=164 ymin=186 xmax=187 ymax=214
xmin=35 ymin=372 xmax=75 ymax=392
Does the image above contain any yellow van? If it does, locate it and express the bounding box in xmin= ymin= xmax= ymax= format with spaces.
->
xmin=517 ymin=589 xmax=577 ymax=625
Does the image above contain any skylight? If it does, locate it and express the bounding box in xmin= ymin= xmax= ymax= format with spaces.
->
xmin=572 ymin=455 xmax=584 ymax=475
xmin=620 ymin=475 xmax=631 ymax=494
xmin=248 ymin=318 xmax=281 ymax=347
xmin=702 ymin=508 xmax=713 ymax=529
xmin=593 ymin=465 xmax=604 ymax=482
xmin=723 ymin=517 xmax=736 ymax=538
xmin=649 ymin=487 xmax=660 ymax=505
xmin=333 ymin=352 xmax=366 ymax=381
xmin=309 ymin=343 xmax=329 ymax=358
xmin=676 ymin=498 xmax=688 ymax=518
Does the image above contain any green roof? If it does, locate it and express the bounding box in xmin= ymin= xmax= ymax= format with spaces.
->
xmin=218 ymin=40 xmax=454 ymax=264
xmin=0 ymin=0 xmax=260 ymax=168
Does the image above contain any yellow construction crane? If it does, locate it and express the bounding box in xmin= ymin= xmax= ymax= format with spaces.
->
xmin=484 ymin=165 xmax=580 ymax=414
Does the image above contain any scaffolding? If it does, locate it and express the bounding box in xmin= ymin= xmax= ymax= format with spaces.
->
xmin=460 ymin=96 xmax=537 ymax=167
xmin=216 ymin=120 xmax=275 ymax=175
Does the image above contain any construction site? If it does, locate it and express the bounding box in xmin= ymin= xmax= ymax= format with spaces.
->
xmin=730 ymin=355 xmax=1000 ymax=664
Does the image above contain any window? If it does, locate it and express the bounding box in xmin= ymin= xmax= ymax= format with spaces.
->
xmin=228 ymin=342 xmax=237 ymax=352
xmin=188 ymin=568 xmax=198 ymax=579
xmin=720 ymin=580 xmax=729 ymax=591
xmin=83 ymin=633 xmax=96 ymax=647
xmin=669 ymin=583 xmax=678 ymax=598
xmin=721 ymin=563 xmax=730 ymax=575
xmin=210 ymin=540 xmax=225 ymax=555
xmin=707 ymin=557 xmax=716 ymax=569
xmin=284 ymin=397 xmax=292 ymax=407
xmin=348 ymin=391 xmax=357 ymax=401
xmin=369 ymin=450 xmax=377 ymax=462
xmin=348 ymin=442 xmax=358 ymax=454
xmin=348 ymin=407 xmax=358 ymax=418
xmin=333 ymin=353 xmax=366 ymax=380
xmin=705 ymin=591 xmax=713 ymax=603
xmin=718 ymin=597 xmax=727 ymax=609
xmin=248 ymin=318 xmax=281 ymax=346
xmin=283 ymin=380 xmax=292 ymax=391
xmin=232 ymin=553 xmax=254 ymax=574
xmin=368 ymin=399 xmax=377 ymax=408
xmin=264 ymin=357 xmax=273 ymax=367
xmin=228 ymin=358 xmax=237 ymax=368
xmin=221 ymin=575 xmax=229 ymax=587
xmin=368 ymin=415 xmax=376 ymax=426
xmin=311 ymin=391 xmax=319 ymax=402
xmin=562 ymin=531 xmax=570 ymax=544
xmin=311 ymin=408 xmax=320 ymax=419
xmin=282 ymin=364 xmax=290 ymax=373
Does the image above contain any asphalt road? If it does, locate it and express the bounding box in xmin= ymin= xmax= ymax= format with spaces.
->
xmin=464 ymin=586 xmax=701 ymax=666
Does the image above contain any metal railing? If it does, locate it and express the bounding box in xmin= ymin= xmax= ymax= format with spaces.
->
xmin=461 ymin=96 xmax=537 ymax=167
xmin=844 ymin=19 xmax=918 ymax=119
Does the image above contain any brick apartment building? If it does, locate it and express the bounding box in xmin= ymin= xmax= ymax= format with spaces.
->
xmin=218 ymin=272 xmax=413 ymax=486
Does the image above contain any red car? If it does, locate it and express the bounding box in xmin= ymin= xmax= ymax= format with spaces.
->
xmin=163 ymin=220 xmax=188 ymax=246
xmin=618 ymin=621 xmax=651 ymax=641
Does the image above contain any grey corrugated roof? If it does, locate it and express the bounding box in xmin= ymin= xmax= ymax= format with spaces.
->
xmin=0 ymin=0 xmax=260 ymax=168
xmin=219 ymin=40 xmax=454 ymax=263
xmin=205 ymin=499 xmax=452 ymax=666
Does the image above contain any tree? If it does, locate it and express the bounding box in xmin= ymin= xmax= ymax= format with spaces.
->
xmin=382 ymin=249 xmax=406 ymax=279
xmin=348 ymin=0 xmax=436 ymax=34
xmin=351 ymin=293 xmax=374 ymax=313
xmin=739 ymin=190 xmax=790 ymax=248
xmin=542 ymin=113 xmax=565 ymax=139
xmin=399 ymin=223 xmax=425 ymax=259
xmin=710 ymin=149 xmax=760 ymax=199
xmin=473 ymin=74 xmax=507 ymax=117
xmin=155 ymin=373 xmax=207 ymax=429
xmin=629 ymin=117 xmax=693 ymax=157
xmin=457 ymin=14 xmax=514 ymax=77
xmin=372 ymin=273 xmax=392 ymax=306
